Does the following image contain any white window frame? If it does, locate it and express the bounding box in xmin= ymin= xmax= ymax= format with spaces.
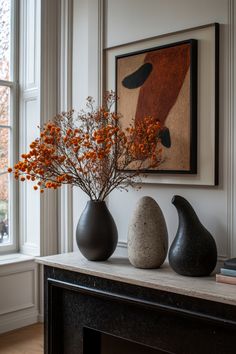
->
xmin=0 ymin=0 xmax=19 ymax=254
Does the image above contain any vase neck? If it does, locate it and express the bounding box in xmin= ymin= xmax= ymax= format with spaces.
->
xmin=86 ymin=200 xmax=107 ymax=209
xmin=172 ymin=195 xmax=200 ymax=229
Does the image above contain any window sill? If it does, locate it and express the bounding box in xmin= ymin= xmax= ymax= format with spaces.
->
xmin=0 ymin=253 xmax=35 ymax=266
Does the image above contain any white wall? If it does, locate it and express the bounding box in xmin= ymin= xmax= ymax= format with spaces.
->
xmin=105 ymin=0 xmax=227 ymax=47
xmin=73 ymin=0 xmax=235 ymax=260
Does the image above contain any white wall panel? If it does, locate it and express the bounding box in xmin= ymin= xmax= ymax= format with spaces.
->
xmin=0 ymin=271 xmax=34 ymax=315
xmin=73 ymin=0 xmax=235 ymax=260
xmin=21 ymin=0 xmax=39 ymax=90
xmin=20 ymin=0 xmax=41 ymax=256
xmin=0 ymin=260 xmax=38 ymax=334
xmin=105 ymin=0 xmax=228 ymax=48
xmin=19 ymin=98 xmax=40 ymax=255
xmin=72 ymin=0 xmax=89 ymax=109
xmin=25 ymin=99 xmax=39 ymax=144
xmin=25 ymin=0 xmax=37 ymax=87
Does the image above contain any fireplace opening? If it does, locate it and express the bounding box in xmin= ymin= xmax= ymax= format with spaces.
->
xmin=83 ymin=327 xmax=172 ymax=354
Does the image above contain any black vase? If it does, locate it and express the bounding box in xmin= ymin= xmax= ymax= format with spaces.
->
xmin=76 ymin=200 xmax=118 ymax=261
xmin=168 ymin=195 xmax=217 ymax=276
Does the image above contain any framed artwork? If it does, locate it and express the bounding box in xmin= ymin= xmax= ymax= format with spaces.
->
xmin=115 ymin=39 xmax=198 ymax=174
xmin=105 ymin=23 xmax=219 ymax=185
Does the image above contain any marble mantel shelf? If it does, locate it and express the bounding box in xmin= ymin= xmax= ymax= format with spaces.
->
xmin=36 ymin=252 xmax=236 ymax=306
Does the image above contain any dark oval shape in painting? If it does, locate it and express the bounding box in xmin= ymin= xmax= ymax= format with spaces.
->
xmin=122 ymin=62 xmax=153 ymax=89
xmin=160 ymin=127 xmax=171 ymax=148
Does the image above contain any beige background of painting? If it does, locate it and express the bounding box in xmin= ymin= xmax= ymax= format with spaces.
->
xmin=117 ymin=54 xmax=190 ymax=171
xmin=117 ymin=54 xmax=144 ymax=130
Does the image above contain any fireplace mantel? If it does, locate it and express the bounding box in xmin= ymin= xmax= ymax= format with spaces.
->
xmin=37 ymin=252 xmax=236 ymax=354
xmin=37 ymin=252 xmax=236 ymax=306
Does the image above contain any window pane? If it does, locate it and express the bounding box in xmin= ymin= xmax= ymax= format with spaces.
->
xmin=0 ymin=127 xmax=9 ymax=173
xmin=0 ymin=86 xmax=10 ymax=125
xmin=0 ymin=173 xmax=9 ymax=244
xmin=0 ymin=0 xmax=11 ymax=81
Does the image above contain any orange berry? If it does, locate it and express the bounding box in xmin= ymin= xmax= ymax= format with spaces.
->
xmin=33 ymin=186 xmax=38 ymax=190
xmin=7 ymin=167 xmax=12 ymax=173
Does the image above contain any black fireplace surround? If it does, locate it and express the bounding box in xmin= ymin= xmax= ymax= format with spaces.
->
xmin=44 ymin=265 xmax=236 ymax=354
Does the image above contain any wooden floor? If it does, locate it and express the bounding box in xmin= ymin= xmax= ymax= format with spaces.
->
xmin=0 ymin=323 xmax=43 ymax=354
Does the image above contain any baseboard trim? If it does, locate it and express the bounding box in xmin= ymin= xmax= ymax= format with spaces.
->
xmin=38 ymin=313 xmax=44 ymax=323
xmin=0 ymin=308 xmax=39 ymax=334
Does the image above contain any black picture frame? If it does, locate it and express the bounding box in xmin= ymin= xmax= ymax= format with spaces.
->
xmin=115 ymin=39 xmax=198 ymax=174
xmin=106 ymin=23 xmax=219 ymax=185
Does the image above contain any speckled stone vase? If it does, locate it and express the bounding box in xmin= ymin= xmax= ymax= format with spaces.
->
xmin=128 ymin=196 xmax=168 ymax=269
xmin=76 ymin=201 xmax=118 ymax=261
xmin=168 ymin=195 xmax=217 ymax=276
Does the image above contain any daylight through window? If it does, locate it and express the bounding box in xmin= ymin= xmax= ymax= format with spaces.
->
xmin=0 ymin=0 xmax=17 ymax=250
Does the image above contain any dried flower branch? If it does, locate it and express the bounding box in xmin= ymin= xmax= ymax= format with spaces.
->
xmin=8 ymin=91 xmax=163 ymax=200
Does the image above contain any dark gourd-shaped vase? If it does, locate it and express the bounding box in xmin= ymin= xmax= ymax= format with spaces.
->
xmin=168 ymin=195 xmax=217 ymax=276
xmin=76 ymin=201 xmax=118 ymax=261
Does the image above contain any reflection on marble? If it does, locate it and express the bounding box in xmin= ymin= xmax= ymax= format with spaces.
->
xmin=36 ymin=251 xmax=236 ymax=306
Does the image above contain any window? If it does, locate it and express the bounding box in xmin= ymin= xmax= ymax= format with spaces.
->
xmin=0 ymin=0 xmax=18 ymax=253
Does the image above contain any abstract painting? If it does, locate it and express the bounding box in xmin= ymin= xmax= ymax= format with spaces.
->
xmin=116 ymin=39 xmax=198 ymax=173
